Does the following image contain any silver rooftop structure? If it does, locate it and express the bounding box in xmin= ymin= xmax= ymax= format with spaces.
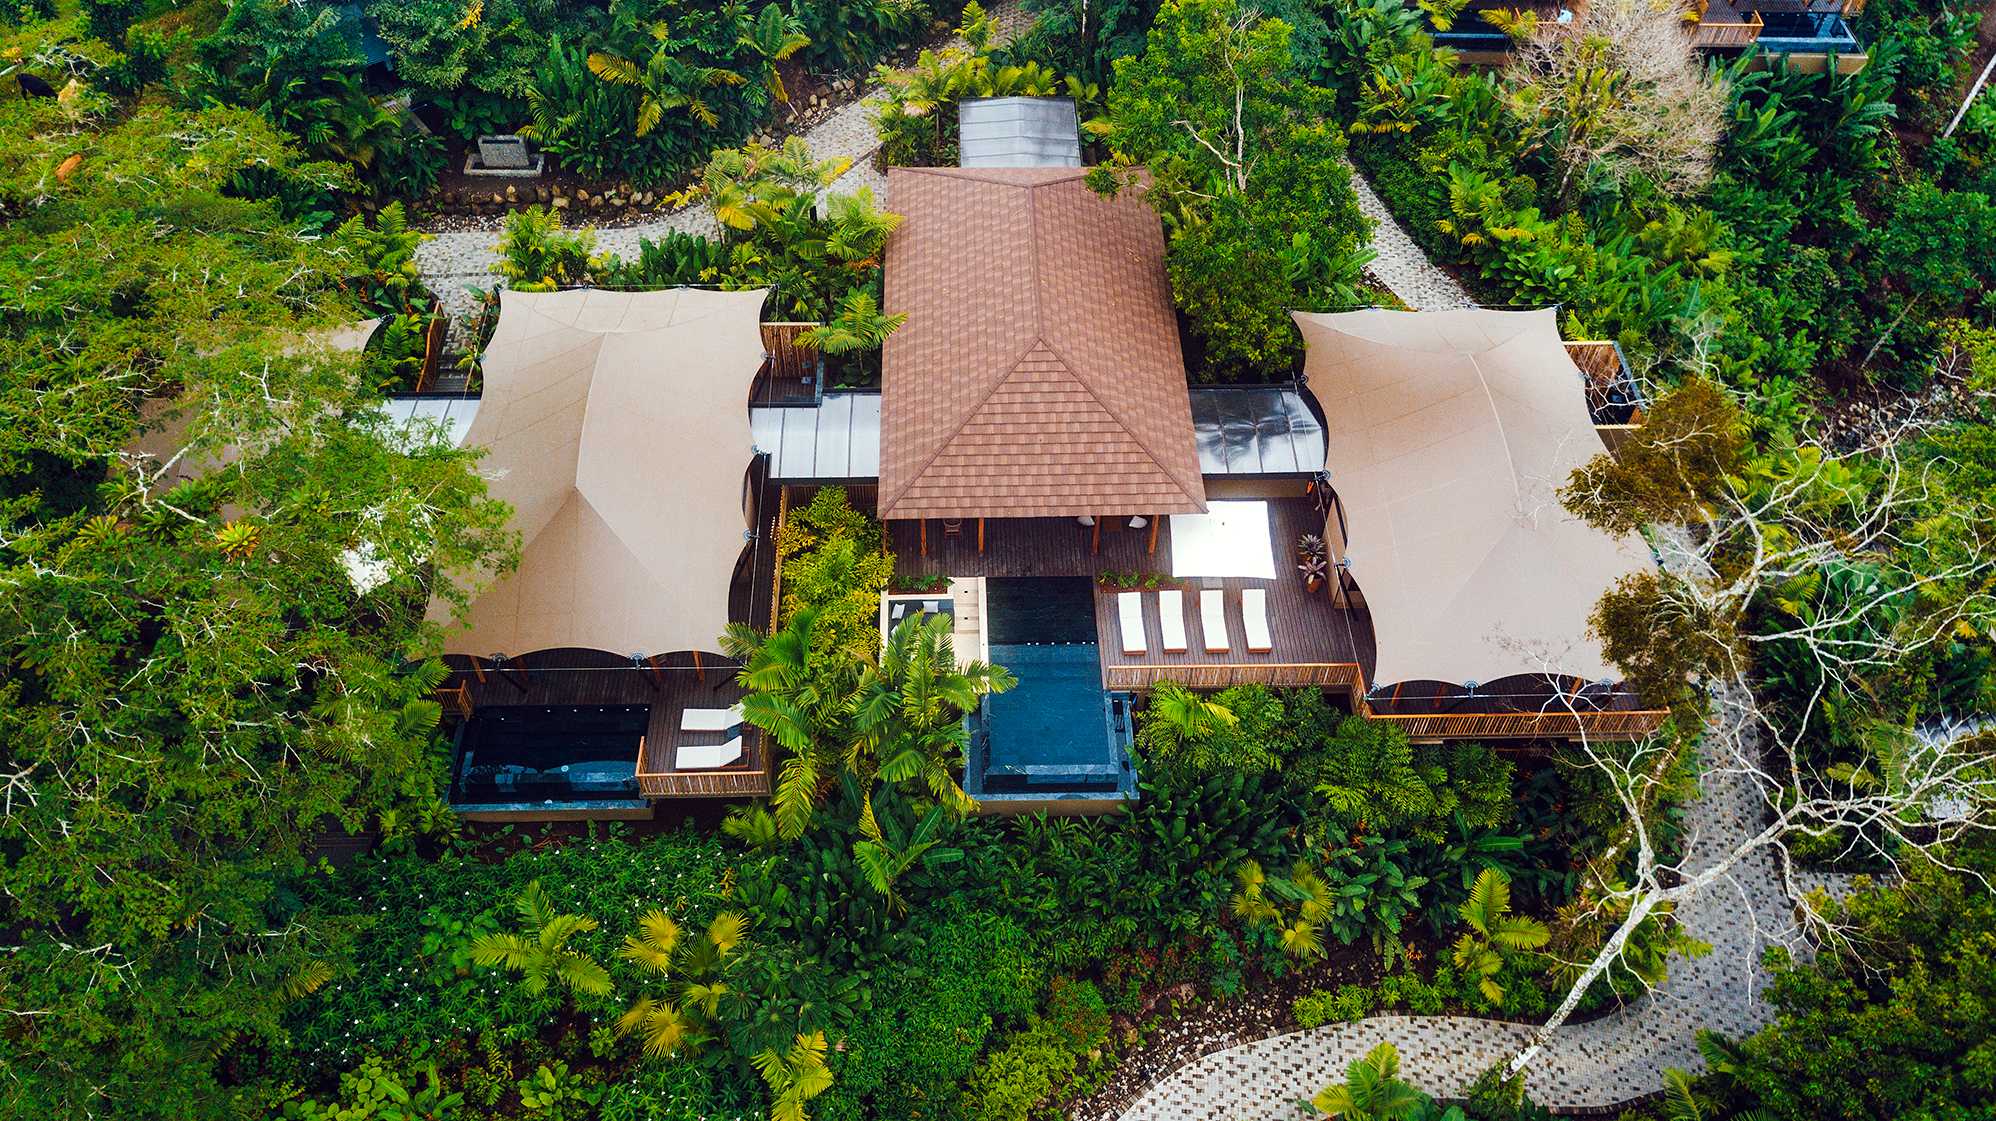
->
xmin=957 ymin=97 xmax=1083 ymax=168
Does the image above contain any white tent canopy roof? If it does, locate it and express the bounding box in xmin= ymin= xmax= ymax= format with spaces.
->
xmin=430 ymin=288 xmax=769 ymax=659
xmin=1294 ymin=307 xmax=1652 ymax=687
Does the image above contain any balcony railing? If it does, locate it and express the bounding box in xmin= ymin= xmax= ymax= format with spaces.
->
xmin=1691 ymin=10 xmax=1763 ymax=48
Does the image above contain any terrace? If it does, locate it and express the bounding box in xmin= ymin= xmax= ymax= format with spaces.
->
xmin=1411 ymin=0 xmax=1869 ymax=73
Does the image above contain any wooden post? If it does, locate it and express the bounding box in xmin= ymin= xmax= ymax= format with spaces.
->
xmin=692 ymin=650 xmax=706 ymax=683
xmin=1091 ymin=519 xmax=1101 ymax=555
xmin=647 ymin=654 xmax=669 ymax=689
xmin=468 ymin=657 xmax=487 ymax=684
xmin=919 ymin=518 xmax=927 ymax=557
xmin=509 ymin=655 xmax=531 ymax=693
xmin=977 ymin=517 xmax=985 ymax=553
xmin=1146 ymin=516 xmax=1159 ymax=556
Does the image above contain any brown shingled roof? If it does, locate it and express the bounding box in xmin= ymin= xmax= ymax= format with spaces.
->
xmin=878 ymin=166 xmax=1207 ymax=520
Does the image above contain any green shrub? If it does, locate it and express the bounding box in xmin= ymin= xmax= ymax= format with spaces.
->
xmin=965 ymin=979 xmax=1111 ymax=1121
xmin=1293 ymin=984 xmax=1377 ymax=1028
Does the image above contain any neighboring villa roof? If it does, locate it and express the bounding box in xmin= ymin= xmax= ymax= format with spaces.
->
xmin=1294 ymin=307 xmax=1652 ymax=687
xmin=957 ymin=97 xmax=1083 ymax=168
xmin=429 ymin=287 xmax=768 ymax=659
xmin=878 ymin=166 xmax=1206 ymax=520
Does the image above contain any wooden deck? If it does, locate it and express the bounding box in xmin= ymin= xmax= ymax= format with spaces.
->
xmin=886 ymin=493 xmax=1380 ymax=695
xmin=442 ymin=649 xmax=769 ymax=800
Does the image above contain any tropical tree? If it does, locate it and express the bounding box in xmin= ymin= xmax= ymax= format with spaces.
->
xmin=1232 ymin=858 xmax=1335 ymax=961
xmin=468 ymin=881 xmax=614 ymax=999
xmin=1311 ymin=1042 xmax=1425 ymax=1120
xmin=796 ymin=290 xmax=906 ymax=357
xmin=587 ymin=24 xmax=746 ymax=136
xmin=755 ymin=1032 xmax=835 ymax=1121
xmin=736 ymin=1 xmax=811 ymax=105
xmin=1134 ymin=680 xmax=1239 ymax=768
xmin=1450 ymin=869 xmax=1551 ymax=1008
xmin=616 ymin=909 xmax=749 ymax=1057
xmin=721 ymin=608 xmax=863 ymax=839
xmin=852 ymin=801 xmax=964 ymax=914
xmin=847 ymin=612 xmax=1016 ymax=838
xmin=1097 ymin=0 xmax=1371 ymax=378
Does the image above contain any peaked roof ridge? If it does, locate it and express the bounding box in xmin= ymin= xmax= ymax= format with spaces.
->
xmin=878 ymin=333 xmax=1055 ymax=512
xmin=1033 ymin=334 xmax=1204 ymax=507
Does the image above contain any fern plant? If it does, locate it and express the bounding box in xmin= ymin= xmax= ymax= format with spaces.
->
xmin=468 ymin=880 xmax=613 ymax=1000
xmin=615 ymin=909 xmax=749 ymax=1058
xmin=1450 ymin=868 xmax=1551 ymax=1007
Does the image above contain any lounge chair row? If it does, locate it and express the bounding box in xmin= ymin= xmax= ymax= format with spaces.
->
xmin=1118 ymin=588 xmax=1271 ymax=657
xmin=676 ymin=703 xmax=745 ymax=769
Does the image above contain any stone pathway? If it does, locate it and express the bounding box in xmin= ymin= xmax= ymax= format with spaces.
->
xmin=412 ymin=2 xmax=1030 ymax=322
xmin=1109 ymin=524 xmax=1855 ymax=1118
xmin=1350 ymin=168 xmax=1474 ymax=312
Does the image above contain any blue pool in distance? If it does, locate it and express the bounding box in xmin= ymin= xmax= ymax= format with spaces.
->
xmin=967 ymin=578 xmax=1136 ymax=805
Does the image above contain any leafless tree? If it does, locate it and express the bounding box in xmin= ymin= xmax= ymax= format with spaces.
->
xmin=1506 ymin=420 xmax=1996 ymax=1078
xmin=1505 ymin=0 xmax=1728 ymax=201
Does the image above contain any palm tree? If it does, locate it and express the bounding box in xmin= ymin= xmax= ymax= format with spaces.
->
xmin=615 ymin=909 xmax=748 ymax=1058
xmin=754 ymin=1032 xmax=834 ymax=1121
xmin=587 ymin=23 xmax=745 ymax=136
xmin=734 ymin=1 xmax=810 ymax=106
xmin=852 ymin=802 xmax=961 ymax=915
xmin=1450 ymin=868 xmax=1551 ymax=1007
xmin=1310 ymin=1042 xmax=1425 ymax=1121
xmin=1135 ymin=681 xmax=1238 ymax=765
xmin=468 ymin=880 xmax=612 ymax=999
xmin=847 ymin=612 xmax=1015 ymax=840
xmin=721 ymin=608 xmax=860 ymax=839
xmin=796 ymin=290 xmax=906 ymax=377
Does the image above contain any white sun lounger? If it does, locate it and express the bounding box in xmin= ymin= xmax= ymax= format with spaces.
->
xmin=678 ymin=736 xmax=743 ymax=770
xmin=1158 ymin=589 xmax=1188 ymax=653
xmin=1242 ymin=587 xmax=1272 ymax=653
xmin=1118 ymin=591 xmax=1147 ymax=655
xmin=680 ymin=703 xmax=744 ymax=732
xmin=1201 ymin=589 xmax=1230 ymax=653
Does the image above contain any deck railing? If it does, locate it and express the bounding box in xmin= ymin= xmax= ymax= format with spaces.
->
xmin=1369 ymin=707 xmax=1671 ymax=740
xmin=1105 ymin=661 xmax=1366 ymax=701
xmin=634 ymin=732 xmax=772 ymax=798
xmin=1691 ymin=10 xmax=1763 ymax=48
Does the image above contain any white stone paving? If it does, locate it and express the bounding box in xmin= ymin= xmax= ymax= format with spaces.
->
xmin=1111 ymin=525 xmax=1857 ymax=1117
xmin=413 ymin=1 xmax=1028 ymax=322
xmin=1349 ymin=165 xmax=1475 ymax=312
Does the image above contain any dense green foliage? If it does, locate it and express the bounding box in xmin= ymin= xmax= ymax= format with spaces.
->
xmin=0 ymin=94 xmax=511 ymax=1118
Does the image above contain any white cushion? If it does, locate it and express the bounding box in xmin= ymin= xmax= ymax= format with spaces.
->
xmin=1243 ymin=588 xmax=1272 ymax=653
xmin=1201 ymin=589 xmax=1230 ymax=653
xmin=1158 ymin=590 xmax=1187 ymax=653
xmin=678 ymin=737 xmax=743 ymax=770
xmin=680 ymin=703 xmax=744 ymax=732
xmin=1118 ymin=591 xmax=1147 ymax=655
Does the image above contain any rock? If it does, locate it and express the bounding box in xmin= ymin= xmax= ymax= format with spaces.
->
xmin=552 ymin=196 xmax=570 ymax=209
xmin=491 ymin=191 xmax=507 ymax=206
xmin=504 ymin=184 xmax=517 ymax=200
xmin=606 ymin=194 xmax=624 ymax=207
xmin=640 ymin=191 xmax=654 ymax=206
xmin=575 ymin=188 xmax=590 ymax=202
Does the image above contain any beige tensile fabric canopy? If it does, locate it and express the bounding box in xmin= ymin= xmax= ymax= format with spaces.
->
xmin=1293 ymin=307 xmax=1652 ymax=687
xmin=431 ymin=288 xmax=769 ymax=659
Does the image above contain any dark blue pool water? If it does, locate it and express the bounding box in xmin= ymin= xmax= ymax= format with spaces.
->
xmin=1756 ymin=11 xmax=1858 ymax=53
xmin=450 ymin=704 xmax=646 ymax=809
xmin=969 ymin=578 xmax=1135 ymax=801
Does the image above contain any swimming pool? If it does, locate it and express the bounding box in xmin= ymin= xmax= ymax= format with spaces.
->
xmin=967 ymin=578 xmax=1136 ymax=803
xmin=449 ymin=704 xmax=648 ymax=812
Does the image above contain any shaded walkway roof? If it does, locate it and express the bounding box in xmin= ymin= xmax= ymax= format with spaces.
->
xmin=430 ymin=288 xmax=768 ymax=659
xmin=1294 ymin=308 xmax=1651 ymax=687
xmin=879 ymin=166 xmax=1205 ymax=520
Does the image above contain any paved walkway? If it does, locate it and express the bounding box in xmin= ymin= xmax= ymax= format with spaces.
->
xmin=1350 ymin=168 xmax=1475 ymax=312
xmin=412 ymin=2 xmax=1030 ymax=322
xmin=1111 ymin=525 xmax=1854 ymax=1118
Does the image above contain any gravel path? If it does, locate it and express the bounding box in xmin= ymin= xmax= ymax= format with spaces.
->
xmin=1350 ymin=168 xmax=1474 ymax=312
xmin=413 ymin=2 xmax=1029 ymax=322
xmin=1107 ymin=527 xmax=1856 ymax=1118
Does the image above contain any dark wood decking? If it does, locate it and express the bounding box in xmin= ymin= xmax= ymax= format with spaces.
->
xmin=442 ymin=650 xmax=770 ymax=800
xmin=886 ymin=494 xmax=1379 ymax=691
